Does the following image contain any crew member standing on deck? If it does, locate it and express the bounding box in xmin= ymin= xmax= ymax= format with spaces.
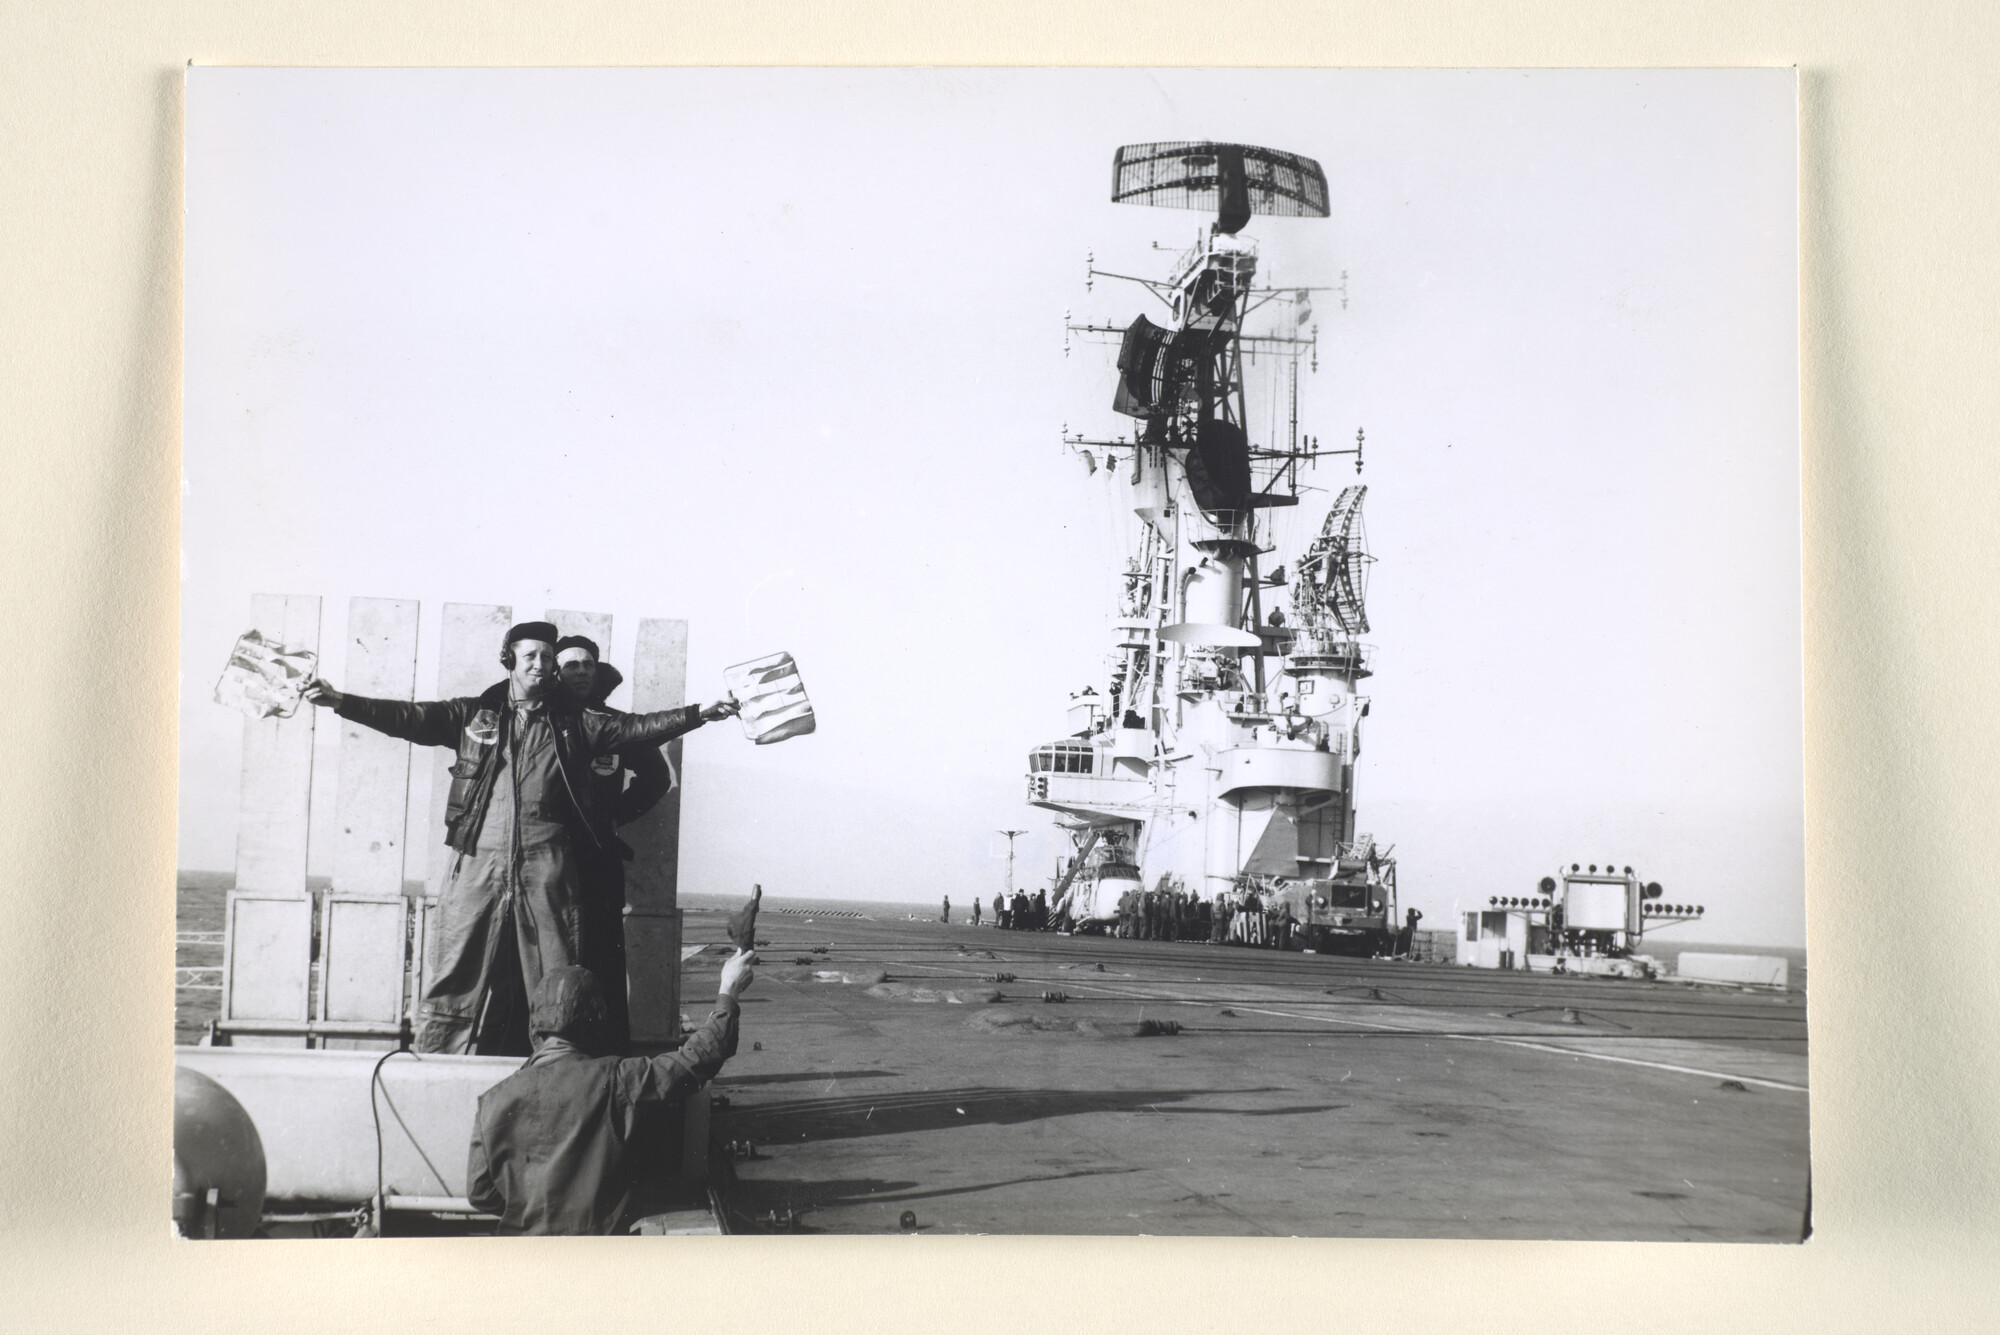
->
xmin=994 ymin=893 xmax=1008 ymax=930
xmin=304 ymin=621 xmax=738 ymax=1055
xmin=942 ymin=895 xmax=951 ymax=924
xmin=554 ymin=635 xmax=675 ymax=1055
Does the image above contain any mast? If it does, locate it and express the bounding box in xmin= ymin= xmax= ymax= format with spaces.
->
xmin=1029 ymin=140 xmax=1395 ymax=946
xmin=999 ymin=829 xmax=1026 ymax=898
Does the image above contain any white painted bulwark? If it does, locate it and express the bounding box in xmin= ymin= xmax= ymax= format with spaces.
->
xmin=176 ymin=1046 xmax=521 ymax=1203
xmin=623 ymin=618 xmax=687 ymax=917
xmin=333 ymin=597 xmax=419 ymax=897
xmin=1214 ymin=746 xmax=1342 ymax=797
xmin=1677 ymin=953 xmax=1790 ymax=988
xmin=221 ymin=892 xmax=314 ymax=1048
xmin=317 ymin=895 xmax=410 ymax=1026
xmin=1110 ymin=727 xmax=1152 ymax=775
xmin=1033 ymin=770 xmax=1155 ymax=820
xmin=625 ymin=618 xmax=689 ymax=1044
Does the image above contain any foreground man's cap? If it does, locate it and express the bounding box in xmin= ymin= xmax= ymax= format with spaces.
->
xmin=530 ymin=966 xmax=607 ymax=1041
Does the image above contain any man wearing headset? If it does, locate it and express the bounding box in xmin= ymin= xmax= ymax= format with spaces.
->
xmin=303 ymin=621 xmax=737 ymax=1055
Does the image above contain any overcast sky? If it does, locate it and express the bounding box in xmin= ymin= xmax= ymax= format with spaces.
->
xmin=181 ymin=68 xmax=1803 ymax=946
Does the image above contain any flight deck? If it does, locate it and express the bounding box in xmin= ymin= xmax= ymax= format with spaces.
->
xmin=692 ymin=902 xmax=1808 ymax=1239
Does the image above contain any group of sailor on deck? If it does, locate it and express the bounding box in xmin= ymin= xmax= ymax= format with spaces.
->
xmin=303 ymin=621 xmax=756 ymax=1234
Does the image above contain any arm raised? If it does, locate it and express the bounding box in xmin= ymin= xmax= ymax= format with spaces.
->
xmin=619 ymin=949 xmax=754 ymax=1106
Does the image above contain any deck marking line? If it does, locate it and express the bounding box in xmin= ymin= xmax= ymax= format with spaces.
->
xmin=1029 ymin=976 xmax=1808 ymax=1093
xmin=1225 ymin=1004 xmax=1807 ymax=1093
xmin=840 ymin=964 xmax=1807 ymax=1093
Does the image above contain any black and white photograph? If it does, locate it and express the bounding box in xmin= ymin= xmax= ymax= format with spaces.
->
xmin=174 ymin=67 xmax=1805 ymax=1240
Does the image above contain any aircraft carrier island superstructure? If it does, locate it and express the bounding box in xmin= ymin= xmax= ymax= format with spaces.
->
xmin=1030 ymin=141 xmax=1398 ymax=952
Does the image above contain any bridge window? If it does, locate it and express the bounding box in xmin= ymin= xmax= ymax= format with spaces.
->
xmin=1028 ymin=741 xmax=1096 ymax=775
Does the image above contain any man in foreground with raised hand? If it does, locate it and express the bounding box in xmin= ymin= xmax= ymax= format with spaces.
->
xmin=466 ymin=950 xmax=755 ymax=1235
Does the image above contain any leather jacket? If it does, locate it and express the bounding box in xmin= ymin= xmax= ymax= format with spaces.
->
xmin=336 ymin=681 xmax=705 ymax=854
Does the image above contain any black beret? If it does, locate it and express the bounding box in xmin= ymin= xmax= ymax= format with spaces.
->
xmin=554 ymin=634 xmax=601 ymax=661
xmin=502 ymin=620 xmax=561 ymax=651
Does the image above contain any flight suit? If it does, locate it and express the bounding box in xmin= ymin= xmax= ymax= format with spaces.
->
xmin=336 ymin=683 xmax=705 ymax=1054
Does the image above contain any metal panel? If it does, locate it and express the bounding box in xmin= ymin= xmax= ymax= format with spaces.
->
xmin=410 ymin=898 xmax=434 ymax=1030
xmin=333 ymin=597 xmax=419 ymax=897
xmin=234 ymin=594 xmax=320 ymax=894
xmin=624 ymin=910 xmax=682 ymax=1049
xmin=221 ymin=893 xmax=313 ymax=1048
xmin=1566 ymin=882 xmax=1628 ymax=932
xmin=544 ymin=608 xmax=613 ymax=665
xmin=624 ymin=618 xmax=688 ymax=916
xmin=318 ymin=895 xmax=410 ymax=1024
xmin=423 ymin=603 xmax=512 ymax=896
xmin=625 ymin=620 xmax=689 ymax=1046
xmin=176 ymin=1047 xmax=523 ymax=1204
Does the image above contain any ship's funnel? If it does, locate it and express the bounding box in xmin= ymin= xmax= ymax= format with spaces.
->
xmin=1164 ymin=555 xmax=1258 ymax=646
xmin=1182 ymin=554 xmax=1243 ymax=623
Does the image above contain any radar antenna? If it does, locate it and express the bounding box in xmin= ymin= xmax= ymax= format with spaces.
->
xmin=1292 ymin=484 xmax=1373 ymax=636
xmin=1111 ymin=142 xmax=1332 ymax=235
